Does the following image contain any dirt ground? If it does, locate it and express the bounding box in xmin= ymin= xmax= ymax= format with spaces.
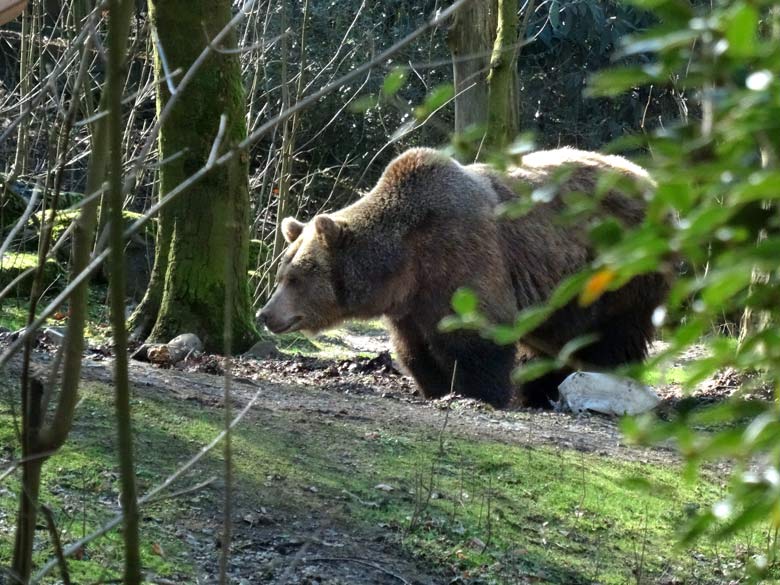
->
xmin=1 ymin=328 xmax=750 ymax=584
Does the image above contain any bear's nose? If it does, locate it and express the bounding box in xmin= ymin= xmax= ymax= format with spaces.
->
xmin=256 ymin=309 xmax=269 ymax=326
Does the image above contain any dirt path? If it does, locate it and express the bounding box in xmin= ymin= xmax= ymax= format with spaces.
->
xmin=80 ymin=353 xmax=674 ymax=465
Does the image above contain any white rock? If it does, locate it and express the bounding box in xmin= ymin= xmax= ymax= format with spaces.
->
xmin=558 ymin=372 xmax=660 ymax=416
xmin=167 ymin=333 xmax=203 ymax=353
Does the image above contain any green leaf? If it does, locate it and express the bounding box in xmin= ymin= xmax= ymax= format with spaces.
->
xmin=698 ymin=428 xmax=747 ymax=459
xmin=490 ymin=324 xmax=521 ymax=345
xmin=512 ymin=359 xmax=558 ymax=383
xmin=506 ymin=133 xmax=536 ymax=156
xmin=349 ymin=94 xmax=378 ymax=113
xmin=549 ymin=0 xmax=561 ymax=30
xmin=726 ymin=4 xmax=758 ymax=58
xmin=586 ymin=67 xmax=658 ymax=97
xmin=716 ymin=499 xmax=774 ymax=540
xmin=701 ymin=268 xmax=752 ymax=309
xmin=623 ymin=0 xmax=693 ymax=23
xmin=511 ymin=306 xmax=553 ymax=338
xmin=590 ymin=218 xmax=624 ymax=248
xmin=382 ymin=68 xmax=407 ymax=97
xmin=414 ymin=84 xmax=454 ymax=120
xmin=679 ymin=511 xmax=715 ymax=546
xmin=683 ymin=206 xmax=735 ymax=238
xmin=438 ymin=315 xmax=464 ymax=333
xmin=617 ymin=29 xmax=699 ymax=58
xmin=558 ymin=333 xmax=599 ymax=364
xmin=451 ymin=288 xmax=478 ymax=315
xmin=672 ymin=319 xmax=706 ymax=347
xmin=548 ymin=271 xmax=593 ymax=308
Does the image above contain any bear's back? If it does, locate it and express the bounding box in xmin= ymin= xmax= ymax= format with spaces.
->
xmin=355 ymin=148 xmax=501 ymax=224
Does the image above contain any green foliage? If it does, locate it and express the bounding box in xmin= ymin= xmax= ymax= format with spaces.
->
xmin=444 ymin=0 xmax=780 ymax=573
xmin=532 ymin=0 xmax=780 ymax=571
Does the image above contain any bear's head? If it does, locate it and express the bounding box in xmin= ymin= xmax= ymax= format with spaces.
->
xmin=257 ymin=214 xmax=350 ymax=335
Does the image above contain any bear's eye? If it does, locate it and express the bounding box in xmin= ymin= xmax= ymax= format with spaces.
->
xmin=286 ymin=274 xmax=299 ymax=287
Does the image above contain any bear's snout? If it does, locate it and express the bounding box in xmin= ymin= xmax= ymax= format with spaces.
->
xmin=257 ymin=294 xmax=303 ymax=334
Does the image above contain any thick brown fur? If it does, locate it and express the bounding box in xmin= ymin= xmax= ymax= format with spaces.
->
xmin=259 ymin=147 xmax=668 ymax=408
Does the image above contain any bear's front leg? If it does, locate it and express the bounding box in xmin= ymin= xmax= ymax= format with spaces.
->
xmin=387 ymin=317 xmax=452 ymax=399
xmin=435 ymin=334 xmax=516 ymax=408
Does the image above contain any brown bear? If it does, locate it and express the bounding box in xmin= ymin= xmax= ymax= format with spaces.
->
xmin=258 ymin=147 xmax=668 ymax=408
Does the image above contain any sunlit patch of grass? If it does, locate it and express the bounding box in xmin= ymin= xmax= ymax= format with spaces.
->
xmin=342 ymin=319 xmax=387 ymax=336
xmin=259 ymin=319 xmax=389 ymax=359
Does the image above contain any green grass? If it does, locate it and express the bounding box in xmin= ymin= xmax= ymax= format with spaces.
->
xmin=263 ymin=318 xmax=388 ymax=359
xmin=1 ymin=375 xmax=771 ymax=583
xmin=0 ymin=287 xmax=111 ymax=340
xmin=0 ymin=299 xmax=29 ymax=330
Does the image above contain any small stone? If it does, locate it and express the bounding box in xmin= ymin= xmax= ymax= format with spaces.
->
xmin=242 ymin=340 xmax=279 ymax=359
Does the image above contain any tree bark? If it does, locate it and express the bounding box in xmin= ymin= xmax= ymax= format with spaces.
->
xmin=447 ymin=0 xmax=496 ymax=135
xmin=486 ymin=0 xmax=520 ymax=149
xmin=136 ymin=0 xmax=257 ymax=353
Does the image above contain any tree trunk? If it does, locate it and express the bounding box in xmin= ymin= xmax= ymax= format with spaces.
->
xmin=136 ymin=0 xmax=257 ymax=353
xmin=12 ymin=457 xmax=43 ymax=581
xmin=127 ymin=192 xmax=171 ymax=342
xmin=486 ymin=0 xmax=520 ymax=149
xmin=447 ymin=0 xmax=496 ymax=135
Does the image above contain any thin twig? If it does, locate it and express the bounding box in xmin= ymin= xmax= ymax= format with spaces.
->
xmin=142 ymin=476 xmax=217 ymax=505
xmin=208 ymin=114 xmax=228 ymax=169
xmin=40 ymin=505 xmax=71 ymax=585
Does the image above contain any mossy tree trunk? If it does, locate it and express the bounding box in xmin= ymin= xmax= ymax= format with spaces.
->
xmin=447 ymin=1 xmax=496 ymax=135
xmin=130 ymin=0 xmax=257 ymax=353
xmin=486 ymin=0 xmax=520 ymax=149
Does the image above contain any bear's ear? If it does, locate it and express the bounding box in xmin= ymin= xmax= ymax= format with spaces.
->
xmin=281 ymin=217 xmax=305 ymax=243
xmin=313 ymin=215 xmax=344 ymax=246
